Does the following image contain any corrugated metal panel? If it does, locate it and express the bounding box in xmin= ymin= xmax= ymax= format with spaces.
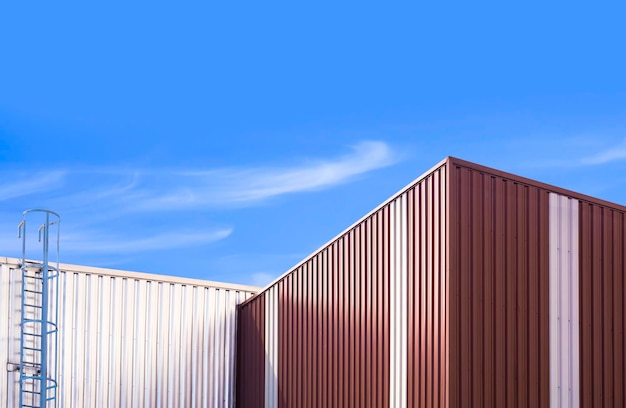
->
xmin=448 ymin=163 xmax=550 ymax=408
xmin=235 ymin=162 xmax=448 ymax=408
xmin=389 ymin=194 xmax=408 ymax=408
xmin=264 ymin=287 xmax=278 ymax=407
xmin=0 ymin=261 xmax=20 ymax=408
xmin=579 ymin=202 xmax=626 ymax=407
xmin=274 ymin=213 xmax=393 ymax=408
xmin=0 ymin=258 xmax=257 ymax=408
xmin=236 ymin=293 xmax=265 ymax=408
xmin=406 ymin=165 xmax=448 ymax=408
xmin=549 ymin=193 xmax=580 ymax=408
xmin=234 ymin=156 xmax=626 ymax=407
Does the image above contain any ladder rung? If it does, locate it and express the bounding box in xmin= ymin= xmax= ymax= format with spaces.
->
xmin=23 ymin=346 xmax=42 ymax=351
xmin=22 ymin=332 xmax=41 ymax=337
xmin=21 ymin=332 xmax=43 ymax=337
xmin=23 ymin=289 xmax=43 ymax=294
xmin=22 ymin=318 xmax=44 ymax=323
xmin=22 ymin=272 xmax=43 ymax=276
xmin=23 ymin=303 xmax=43 ymax=308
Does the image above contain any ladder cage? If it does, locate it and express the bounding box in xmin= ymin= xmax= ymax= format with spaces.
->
xmin=18 ymin=209 xmax=60 ymax=408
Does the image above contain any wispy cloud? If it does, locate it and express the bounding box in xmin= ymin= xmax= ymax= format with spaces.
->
xmin=133 ymin=140 xmax=397 ymax=210
xmin=581 ymin=139 xmax=626 ymax=165
xmin=62 ymin=228 xmax=233 ymax=253
xmin=0 ymin=171 xmax=66 ymax=201
xmin=0 ymin=141 xmax=398 ymax=259
xmin=12 ymin=140 xmax=397 ymax=213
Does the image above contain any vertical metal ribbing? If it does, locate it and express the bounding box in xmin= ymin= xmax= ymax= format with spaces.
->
xmin=389 ymin=200 xmax=396 ymax=408
xmin=549 ymin=193 xmax=580 ymax=408
xmin=400 ymin=194 xmax=408 ymax=408
xmin=389 ymin=195 xmax=408 ymax=408
xmin=3 ymin=259 xmax=256 ymax=408
xmin=264 ymin=287 xmax=278 ymax=408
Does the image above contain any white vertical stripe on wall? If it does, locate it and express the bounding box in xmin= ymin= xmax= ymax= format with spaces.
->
xmin=0 ymin=258 xmax=257 ymax=408
xmin=549 ymin=193 xmax=580 ymax=408
xmin=264 ymin=286 xmax=278 ymax=408
xmin=389 ymin=195 xmax=408 ymax=408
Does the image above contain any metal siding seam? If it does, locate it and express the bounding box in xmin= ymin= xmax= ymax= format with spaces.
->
xmin=273 ymin=286 xmax=279 ymax=408
xmin=558 ymin=196 xmax=570 ymax=408
xmin=265 ymin=287 xmax=278 ymax=408
xmin=401 ymin=193 xmax=408 ymax=408
xmin=438 ymin=168 xmax=446 ymax=408
xmin=420 ymin=179 xmax=428 ymax=408
xmin=549 ymin=193 xmax=580 ymax=408
xmin=570 ymin=198 xmax=580 ymax=408
xmin=190 ymin=286 xmax=199 ymax=407
xmin=389 ymin=202 xmax=396 ymax=408
xmin=549 ymin=193 xmax=559 ymax=407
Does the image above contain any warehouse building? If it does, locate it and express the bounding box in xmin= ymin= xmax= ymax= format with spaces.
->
xmin=237 ymin=156 xmax=626 ymax=408
xmin=0 ymin=257 xmax=258 ymax=407
xmin=2 ymin=156 xmax=625 ymax=407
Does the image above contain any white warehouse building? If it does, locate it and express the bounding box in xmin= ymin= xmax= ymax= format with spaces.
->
xmin=0 ymin=256 xmax=258 ymax=407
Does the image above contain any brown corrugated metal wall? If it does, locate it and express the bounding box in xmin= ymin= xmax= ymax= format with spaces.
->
xmin=236 ymin=294 xmax=265 ymax=407
xmin=407 ymin=165 xmax=448 ymax=408
xmin=237 ymin=156 xmax=626 ymax=407
xmin=579 ymin=202 xmax=626 ymax=407
xmin=448 ymin=162 xmax=550 ymax=408
xmin=236 ymin=161 xmax=448 ymax=408
xmin=277 ymin=204 xmax=392 ymax=408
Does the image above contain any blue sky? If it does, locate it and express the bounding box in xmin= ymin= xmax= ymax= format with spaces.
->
xmin=1 ymin=2 xmax=625 ymax=286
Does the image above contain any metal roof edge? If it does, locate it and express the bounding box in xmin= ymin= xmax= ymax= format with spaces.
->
xmin=448 ymin=156 xmax=626 ymax=212
xmin=239 ymin=156 xmax=451 ymax=308
xmin=0 ymin=256 xmax=260 ymax=293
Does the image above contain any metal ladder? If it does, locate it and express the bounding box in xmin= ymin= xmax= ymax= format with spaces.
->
xmin=17 ymin=210 xmax=60 ymax=408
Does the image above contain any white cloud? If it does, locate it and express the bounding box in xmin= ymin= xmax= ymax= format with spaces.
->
xmin=0 ymin=171 xmax=65 ymax=201
xmin=0 ymin=141 xmax=398 ymax=213
xmin=62 ymin=228 xmax=233 ymax=253
xmin=0 ymin=141 xmax=398 ymax=259
xmin=136 ymin=140 xmax=397 ymax=210
xmin=581 ymin=139 xmax=626 ymax=165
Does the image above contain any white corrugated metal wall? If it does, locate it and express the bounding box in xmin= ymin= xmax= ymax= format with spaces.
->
xmin=549 ymin=193 xmax=580 ymax=408
xmin=0 ymin=257 xmax=257 ymax=408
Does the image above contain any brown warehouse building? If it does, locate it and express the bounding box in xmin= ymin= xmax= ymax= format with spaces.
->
xmin=236 ymin=156 xmax=626 ymax=408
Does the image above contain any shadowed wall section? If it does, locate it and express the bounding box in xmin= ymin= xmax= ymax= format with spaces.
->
xmin=275 ymin=204 xmax=393 ymax=408
xmin=236 ymin=293 xmax=265 ymax=407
